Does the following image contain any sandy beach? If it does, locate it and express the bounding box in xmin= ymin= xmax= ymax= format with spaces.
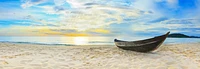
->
xmin=0 ymin=42 xmax=200 ymax=69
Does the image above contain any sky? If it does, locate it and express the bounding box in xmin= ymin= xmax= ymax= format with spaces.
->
xmin=0 ymin=0 xmax=200 ymax=37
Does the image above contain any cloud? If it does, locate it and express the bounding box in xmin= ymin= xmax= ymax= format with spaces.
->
xmin=59 ymin=7 xmax=142 ymax=31
xmin=0 ymin=11 xmax=28 ymax=20
xmin=54 ymin=0 xmax=66 ymax=6
xmin=0 ymin=26 xmax=47 ymax=36
xmin=132 ymin=0 xmax=155 ymax=11
xmin=131 ymin=18 xmax=200 ymax=34
xmin=166 ymin=0 xmax=179 ymax=8
xmin=149 ymin=17 xmax=169 ymax=23
xmin=90 ymin=28 xmax=110 ymax=34
xmin=16 ymin=0 xmax=200 ymax=36
xmin=65 ymin=0 xmax=85 ymax=8
xmin=21 ymin=0 xmax=47 ymax=8
xmin=65 ymin=0 xmax=132 ymax=9
xmin=84 ymin=3 xmax=99 ymax=6
xmin=25 ymin=0 xmax=147 ymax=32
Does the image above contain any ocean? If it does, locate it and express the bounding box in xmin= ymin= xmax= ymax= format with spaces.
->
xmin=0 ymin=36 xmax=200 ymax=46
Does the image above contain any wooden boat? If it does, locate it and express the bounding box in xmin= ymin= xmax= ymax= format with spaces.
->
xmin=114 ymin=32 xmax=170 ymax=52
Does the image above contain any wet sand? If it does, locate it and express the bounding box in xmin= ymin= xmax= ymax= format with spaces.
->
xmin=0 ymin=42 xmax=200 ymax=69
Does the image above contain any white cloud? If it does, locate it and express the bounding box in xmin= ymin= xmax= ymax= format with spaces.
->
xmin=36 ymin=5 xmax=58 ymax=14
xmin=0 ymin=9 xmax=30 ymax=20
xmin=21 ymin=0 xmax=47 ymax=8
xmin=161 ymin=19 xmax=200 ymax=28
xmin=65 ymin=0 xmax=84 ymax=8
xmin=54 ymin=0 xmax=66 ymax=6
xmin=53 ymin=6 xmax=142 ymax=31
xmin=25 ymin=0 xmax=147 ymax=31
xmin=132 ymin=0 xmax=155 ymax=11
xmin=131 ymin=18 xmax=200 ymax=33
xmin=0 ymin=26 xmax=42 ymax=36
xmin=23 ymin=0 xmax=199 ymax=33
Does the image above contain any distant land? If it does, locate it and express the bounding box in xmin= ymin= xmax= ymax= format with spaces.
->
xmin=168 ymin=33 xmax=200 ymax=38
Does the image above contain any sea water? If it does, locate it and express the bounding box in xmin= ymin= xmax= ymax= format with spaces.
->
xmin=0 ymin=36 xmax=199 ymax=46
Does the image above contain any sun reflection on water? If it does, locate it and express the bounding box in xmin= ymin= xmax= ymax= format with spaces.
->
xmin=73 ymin=37 xmax=88 ymax=45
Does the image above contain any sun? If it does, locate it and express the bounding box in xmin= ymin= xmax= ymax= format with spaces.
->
xmin=73 ymin=37 xmax=88 ymax=45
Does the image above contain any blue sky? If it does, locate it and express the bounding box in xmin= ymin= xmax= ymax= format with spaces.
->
xmin=0 ymin=0 xmax=200 ymax=36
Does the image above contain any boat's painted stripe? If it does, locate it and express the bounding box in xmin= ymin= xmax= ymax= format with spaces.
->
xmin=115 ymin=41 xmax=158 ymax=47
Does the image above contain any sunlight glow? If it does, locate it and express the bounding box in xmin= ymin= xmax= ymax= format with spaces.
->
xmin=73 ymin=37 xmax=88 ymax=45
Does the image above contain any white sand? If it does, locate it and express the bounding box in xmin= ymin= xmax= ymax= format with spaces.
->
xmin=0 ymin=42 xmax=200 ymax=69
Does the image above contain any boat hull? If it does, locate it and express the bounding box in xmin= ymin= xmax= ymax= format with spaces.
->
xmin=114 ymin=32 xmax=170 ymax=52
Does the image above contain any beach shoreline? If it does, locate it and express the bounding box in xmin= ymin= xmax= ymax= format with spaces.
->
xmin=0 ymin=42 xmax=200 ymax=69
